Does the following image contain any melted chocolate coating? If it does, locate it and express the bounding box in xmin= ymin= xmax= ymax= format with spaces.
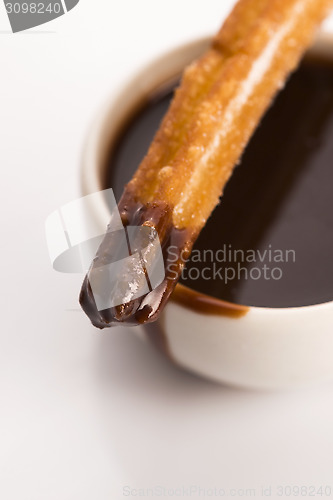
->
xmin=79 ymin=191 xmax=195 ymax=328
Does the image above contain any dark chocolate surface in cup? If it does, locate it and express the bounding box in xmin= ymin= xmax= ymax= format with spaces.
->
xmin=105 ymin=56 xmax=333 ymax=308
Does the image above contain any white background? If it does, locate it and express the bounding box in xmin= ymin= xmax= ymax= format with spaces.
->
xmin=1 ymin=1 xmax=333 ymax=499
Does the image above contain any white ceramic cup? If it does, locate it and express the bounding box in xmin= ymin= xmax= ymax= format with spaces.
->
xmin=81 ymin=32 xmax=333 ymax=390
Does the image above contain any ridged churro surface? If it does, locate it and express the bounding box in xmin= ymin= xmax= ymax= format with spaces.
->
xmin=131 ymin=0 xmax=333 ymax=229
xmin=80 ymin=0 xmax=333 ymax=328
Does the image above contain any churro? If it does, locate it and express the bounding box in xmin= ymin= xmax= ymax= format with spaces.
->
xmin=80 ymin=0 xmax=333 ymax=328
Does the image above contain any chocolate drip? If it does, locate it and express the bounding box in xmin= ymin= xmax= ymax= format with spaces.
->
xmin=79 ymin=191 xmax=195 ymax=328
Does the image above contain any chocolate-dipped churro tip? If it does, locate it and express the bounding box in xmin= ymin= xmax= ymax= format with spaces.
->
xmin=79 ymin=195 xmax=195 ymax=328
xmin=80 ymin=0 xmax=333 ymax=328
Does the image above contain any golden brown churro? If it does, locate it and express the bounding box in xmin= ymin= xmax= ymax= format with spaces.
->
xmin=80 ymin=0 xmax=333 ymax=328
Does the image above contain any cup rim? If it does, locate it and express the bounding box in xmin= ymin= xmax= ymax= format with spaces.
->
xmin=81 ymin=30 xmax=333 ymax=315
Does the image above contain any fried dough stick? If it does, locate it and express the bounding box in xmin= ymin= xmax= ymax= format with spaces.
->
xmin=80 ymin=0 xmax=333 ymax=328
